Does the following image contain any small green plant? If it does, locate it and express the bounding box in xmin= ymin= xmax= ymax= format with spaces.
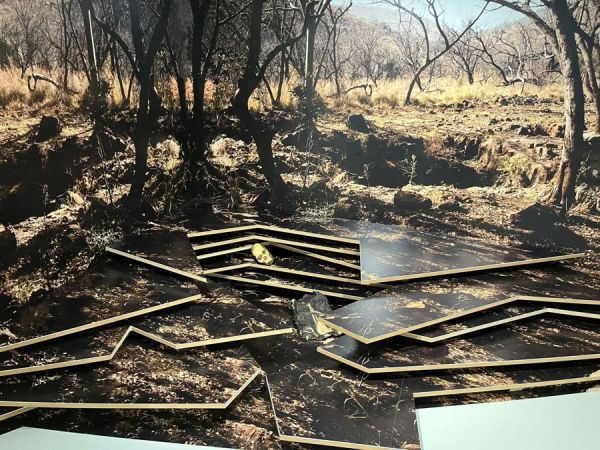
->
xmin=398 ymin=154 xmax=418 ymax=185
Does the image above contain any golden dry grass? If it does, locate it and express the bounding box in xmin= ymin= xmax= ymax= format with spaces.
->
xmin=0 ymin=67 xmax=564 ymax=113
xmin=317 ymin=77 xmax=564 ymax=109
xmin=0 ymin=68 xmax=89 ymax=109
xmin=250 ymin=75 xmax=563 ymax=112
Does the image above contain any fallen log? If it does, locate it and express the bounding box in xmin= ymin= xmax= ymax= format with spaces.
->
xmin=27 ymin=73 xmax=79 ymax=95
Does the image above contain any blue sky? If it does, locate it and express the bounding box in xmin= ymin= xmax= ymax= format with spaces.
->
xmin=338 ymin=0 xmax=521 ymax=28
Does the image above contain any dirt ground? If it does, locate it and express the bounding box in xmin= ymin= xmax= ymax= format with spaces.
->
xmin=0 ymin=98 xmax=599 ymax=448
xmin=1 ymin=97 xmax=599 ymax=302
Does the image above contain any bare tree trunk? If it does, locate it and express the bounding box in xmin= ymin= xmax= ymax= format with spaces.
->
xmin=304 ymin=6 xmax=317 ymax=118
xmin=592 ymin=44 xmax=600 ymax=134
xmin=275 ymin=50 xmax=287 ymax=105
xmin=489 ymin=0 xmax=585 ymax=211
xmin=331 ymin=45 xmax=342 ymax=96
xmin=551 ymin=0 xmax=585 ymax=210
xmin=405 ymin=67 xmax=426 ymax=105
xmin=111 ymin=45 xmax=127 ymax=108
xmin=78 ymin=0 xmax=100 ymax=98
xmin=577 ymin=34 xmax=600 ymax=133
xmin=233 ymin=0 xmax=285 ymax=192
xmin=130 ymin=82 xmax=151 ymax=208
xmin=127 ymin=0 xmax=172 ymax=210
xmin=467 ymin=69 xmax=474 ymax=84
xmin=175 ymin=75 xmax=188 ymax=122
xmin=165 ymin=35 xmax=188 ymax=122
xmin=189 ymin=0 xmax=212 ymax=164
xmin=388 ymin=0 xmax=487 ymax=105
xmin=60 ymin=0 xmax=71 ymax=90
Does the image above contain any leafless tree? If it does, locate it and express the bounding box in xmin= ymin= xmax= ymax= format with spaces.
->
xmin=164 ymin=0 xmax=191 ymax=123
xmin=321 ymin=2 xmax=353 ymax=96
xmin=574 ymin=0 xmax=600 ymax=132
xmin=79 ymin=0 xmax=101 ymax=107
xmin=385 ymin=0 xmax=488 ymax=104
xmin=303 ymin=0 xmax=332 ymax=118
xmin=390 ymin=19 xmax=432 ymax=91
xmin=129 ymin=0 xmax=172 ymax=209
xmin=449 ymin=28 xmax=482 ymax=84
xmin=306 ymin=3 xmax=352 ymax=95
xmin=354 ymin=21 xmax=389 ymax=88
xmin=473 ymin=29 xmax=513 ymax=85
xmin=490 ymin=0 xmax=584 ymax=211
xmin=188 ymin=0 xmax=214 ymax=163
xmin=232 ymin=0 xmax=315 ymax=196
xmin=4 ymin=0 xmax=45 ymax=77
xmin=189 ymin=0 xmax=249 ymax=163
xmin=40 ymin=0 xmax=76 ymax=90
xmin=94 ymin=0 xmax=173 ymax=210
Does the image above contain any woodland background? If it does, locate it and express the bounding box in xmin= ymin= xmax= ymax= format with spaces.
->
xmin=0 ymin=0 xmax=599 ymax=306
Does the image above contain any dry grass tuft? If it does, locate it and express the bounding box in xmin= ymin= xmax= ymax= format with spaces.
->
xmin=317 ymin=77 xmax=563 ymax=109
xmin=0 ymin=68 xmax=30 ymax=107
xmin=0 ymin=67 xmax=564 ymax=114
xmin=0 ymin=68 xmax=89 ymax=109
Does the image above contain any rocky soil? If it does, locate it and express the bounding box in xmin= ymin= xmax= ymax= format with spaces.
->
xmin=0 ymin=96 xmax=599 ymax=449
xmin=1 ymin=98 xmax=599 ymax=307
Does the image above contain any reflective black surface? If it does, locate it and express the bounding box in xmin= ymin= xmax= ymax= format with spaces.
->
xmin=320 ymin=316 xmax=600 ymax=372
xmin=0 ymin=326 xmax=127 ymax=375
xmin=0 ymin=230 xmax=203 ymax=352
xmin=323 ymin=219 xmax=580 ymax=283
xmin=134 ymin=284 xmax=293 ymax=344
xmin=323 ymin=289 xmax=505 ymax=341
xmin=0 ymin=337 xmax=259 ymax=407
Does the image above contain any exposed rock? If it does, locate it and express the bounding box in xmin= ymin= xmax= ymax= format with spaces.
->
xmin=423 ymin=157 xmax=487 ymax=188
xmin=530 ymin=143 xmax=559 ymax=159
xmin=575 ymin=183 xmax=600 ymax=213
xmin=366 ymin=160 xmax=406 ymax=188
xmin=333 ymin=197 xmax=361 ymax=220
xmin=347 ymin=114 xmax=370 ymax=133
xmin=526 ymin=225 xmax=588 ymax=251
xmin=514 ymin=124 xmax=546 ymax=136
xmin=533 ymin=124 xmax=547 ymax=136
xmin=304 ymin=179 xmax=336 ymax=203
xmin=393 ymin=190 xmax=433 ymax=211
xmin=14 ymin=143 xmax=49 ymax=180
xmin=584 ymin=133 xmax=600 ymax=155
xmin=461 ymin=137 xmax=482 ymax=159
xmin=546 ymin=123 xmax=564 ymax=138
xmin=494 ymin=95 xmax=547 ymax=107
xmin=362 ymin=194 xmax=390 ymax=222
xmin=67 ymin=191 xmax=86 ymax=206
xmin=0 ymin=182 xmax=48 ymax=224
xmin=36 ymin=115 xmax=62 ymax=141
xmin=281 ymin=126 xmax=321 ymax=147
xmin=437 ymin=196 xmax=462 ymax=212
xmin=0 ymin=225 xmax=17 ymax=267
xmin=329 ymin=131 xmax=364 ymax=166
xmin=365 ymin=134 xmax=387 ymax=156
xmin=444 ymin=135 xmax=482 ymax=159
xmin=510 ymin=202 xmax=559 ymax=229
